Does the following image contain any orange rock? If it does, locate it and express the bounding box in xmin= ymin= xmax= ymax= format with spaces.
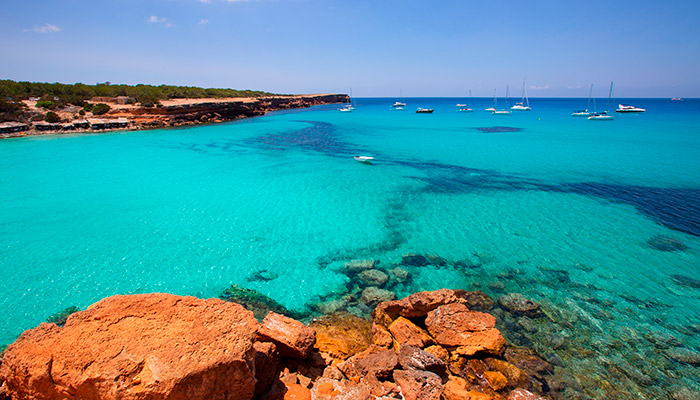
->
xmin=258 ymin=312 xmax=316 ymax=358
xmin=388 ymin=316 xmax=434 ymax=348
xmin=0 ymin=294 xmax=259 ymax=400
xmin=283 ymin=383 xmax=311 ymax=400
xmin=373 ymin=289 xmax=466 ymax=326
xmin=337 ymin=345 xmax=398 ymax=380
xmin=315 ymin=381 xmax=338 ymax=399
xmin=485 ymin=358 xmax=527 ymax=387
xmin=507 ymin=388 xmax=545 ymax=400
xmin=443 ymin=375 xmax=470 ymax=400
xmin=310 ymin=313 xmax=371 ymax=360
xmin=424 ymin=345 xmax=449 ymax=363
xmin=370 ymin=322 xmax=393 ymax=348
xmin=483 ymin=371 xmax=508 ymax=391
xmin=393 ymin=369 xmax=443 ymax=400
xmin=468 ymin=391 xmax=495 ymax=400
xmin=425 ymin=303 xmax=505 ymax=356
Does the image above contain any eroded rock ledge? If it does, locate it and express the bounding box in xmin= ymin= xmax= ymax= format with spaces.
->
xmin=0 ymin=290 xmax=550 ymax=400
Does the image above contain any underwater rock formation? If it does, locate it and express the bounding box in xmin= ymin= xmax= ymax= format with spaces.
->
xmin=647 ymin=235 xmax=688 ymax=251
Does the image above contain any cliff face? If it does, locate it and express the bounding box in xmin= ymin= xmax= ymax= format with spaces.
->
xmin=112 ymin=94 xmax=349 ymax=129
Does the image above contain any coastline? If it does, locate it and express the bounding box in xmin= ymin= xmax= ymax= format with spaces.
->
xmin=0 ymin=94 xmax=349 ymax=140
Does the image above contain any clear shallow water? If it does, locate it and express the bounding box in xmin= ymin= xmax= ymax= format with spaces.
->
xmin=1 ymin=98 xmax=700 ymax=396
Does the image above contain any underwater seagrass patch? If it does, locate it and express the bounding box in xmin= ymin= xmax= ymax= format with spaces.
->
xmin=476 ymin=126 xmax=521 ymax=133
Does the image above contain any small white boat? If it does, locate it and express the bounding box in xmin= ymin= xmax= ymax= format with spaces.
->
xmin=484 ymin=107 xmax=496 ymax=112
xmin=455 ymin=104 xmax=467 ymax=107
xmin=392 ymin=106 xmax=405 ymax=111
xmin=616 ymin=104 xmax=645 ymax=113
xmin=671 ymin=97 xmax=682 ymax=101
xmin=458 ymin=107 xmax=474 ymax=112
xmin=392 ymin=101 xmax=406 ymax=108
xmin=416 ymin=108 xmax=434 ymax=113
xmin=354 ymin=155 xmax=374 ymax=163
xmin=339 ymin=106 xmax=352 ymax=112
xmin=492 ymin=110 xmax=512 ymax=115
xmin=485 ymin=88 xmax=497 ymax=112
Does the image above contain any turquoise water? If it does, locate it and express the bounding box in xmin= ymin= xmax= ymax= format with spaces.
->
xmin=2 ymin=98 xmax=700 ymax=396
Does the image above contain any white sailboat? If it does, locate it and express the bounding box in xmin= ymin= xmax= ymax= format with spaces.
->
xmin=493 ymin=85 xmax=512 ymax=115
xmin=339 ymin=88 xmax=354 ymax=112
xmin=572 ymin=84 xmax=593 ymax=117
xmin=392 ymin=89 xmax=406 ymax=109
xmin=588 ymin=82 xmax=615 ymax=120
xmin=485 ymin=89 xmax=497 ymax=112
xmin=511 ymin=79 xmax=531 ymax=111
xmin=458 ymin=89 xmax=474 ymax=112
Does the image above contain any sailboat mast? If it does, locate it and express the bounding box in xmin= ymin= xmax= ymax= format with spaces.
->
xmin=605 ymin=82 xmax=613 ymax=112
xmin=587 ymin=84 xmax=593 ymax=110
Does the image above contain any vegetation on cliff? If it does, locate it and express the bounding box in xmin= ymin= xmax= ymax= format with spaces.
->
xmin=0 ymin=79 xmax=276 ymax=106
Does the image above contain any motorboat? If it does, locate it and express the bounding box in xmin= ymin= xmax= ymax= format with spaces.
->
xmin=671 ymin=97 xmax=683 ymax=101
xmin=416 ymin=108 xmax=434 ymax=113
xmin=392 ymin=106 xmax=405 ymax=111
xmin=616 ymin=104 xmax=645 ymax=113
xmin=338 ymin=106 xmax=352 ymax=112
xmin=455 ymin=104 xmax=467 ymax=107
xmin=392 ymin=101 xmax=406 ymax=108
xmin=354 ymin=156 xmax=374 ymax=163
xmin=458 ymin=107 xmax=474 ymax=112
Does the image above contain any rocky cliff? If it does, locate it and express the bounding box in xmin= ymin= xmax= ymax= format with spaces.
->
xmin=0 ymin=290 xmax=550 ymax=400
xmin=111 ymin=94 xmax=349 ymax=129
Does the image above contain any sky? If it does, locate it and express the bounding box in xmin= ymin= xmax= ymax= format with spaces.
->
xmin=1 ymin=0 xmax=700 ymax=97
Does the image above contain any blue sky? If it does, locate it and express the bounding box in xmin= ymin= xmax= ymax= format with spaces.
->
xmin=1 ymin=0 xmax=699 ymax=97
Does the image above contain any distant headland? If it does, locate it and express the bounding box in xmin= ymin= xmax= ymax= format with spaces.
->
xmin=0 ymin=80 xmax=349 ymax=138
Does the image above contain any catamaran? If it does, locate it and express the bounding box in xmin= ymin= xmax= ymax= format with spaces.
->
xmin=588 ymin=82 xmax=615 ymax=120
xmin=493 ymin=85 xmax=512 ymax=115
xmin=572 ymin=84 xmax=593 ymax=117
xmin=511 ymin=79 xmax=531 ymax=111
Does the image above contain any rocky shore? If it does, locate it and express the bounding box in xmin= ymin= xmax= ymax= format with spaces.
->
xmin=0 ymin=289 xmax=550 ymax=400
xmin=0 ymin=94 xmax=349 ymax=139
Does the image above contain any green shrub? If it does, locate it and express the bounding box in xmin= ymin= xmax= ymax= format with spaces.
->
xmin=83 ymin=103 xmax=93 ymax=112
xmin=140 ymin=101 xmax=155 ymax=108
xmin=91 ymin=103 xmax=111 ymax=115
xmin=79 ymin=109 xmax=85 ymax=116
xmin=36 ymin=100 xmax=56 ymax=109
xmin=45 ymin=111 xmax=61 ymax=123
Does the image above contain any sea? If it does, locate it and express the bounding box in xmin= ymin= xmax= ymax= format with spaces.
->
xmin=1 ymin=97 xmax=699 ymax=398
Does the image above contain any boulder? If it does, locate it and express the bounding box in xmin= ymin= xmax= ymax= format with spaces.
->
xmin=388 ymin=317 xmax=434 ymax=348
xmin=373 ymin=289 xmax=465 ymax=325
xmin=337 ymin=346 xmax=398 ymax=380
xmin=258 ymin=312 xmax=316 ymax=358
xmin=253 ymin=342 xmax=280 ymax=398
xmin=310 ymin=313 xmax=371 ymax=361
xmin=425 ymin=303 xmax=505 ymax=356
xmin=345 ymin=259 xmax=376 ymax=272
xmin=483 ymin=370 xmax=508 ymax=391
xmin=443 ymin=375 xmax=470 ymax=400
xmin=507 ymin=388 xmax=546 ymax=400
xmin=457 ymin=290 xmax=495 ymax=312
xmin=389 ymin=267 xmax=409 ymax=282
xmin=358 ymin=269 xmax=389 ymax=287
xmin=393 ymin=369 xmax=442 ymax=400
xmin=360 ymin=287 xmax=395 ymax=307
xmin=666 ymin=348 xmax=700 ymax=366
xmin=497 ymin=293 xmax=541 ymax=316
xmin=397 ymin=344 xmax=446 ymax=375
xmin=401 ymin=254 xmax=430 ymax=267
xmin=0 ymin=294 xmax=259 ymax=400
xmin=370 ymin=323 xmax=394 ymax=348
